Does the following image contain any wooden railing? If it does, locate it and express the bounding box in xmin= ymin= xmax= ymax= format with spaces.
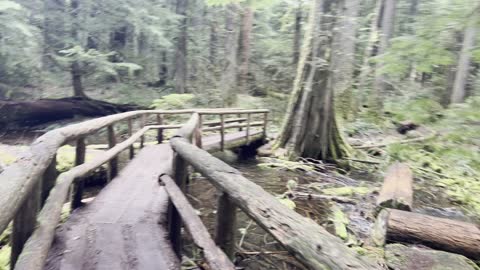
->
xmin=0 ymin=108 xmax=268 ymax=270
xmin=162 ymin=113 xmax=379 ymax=270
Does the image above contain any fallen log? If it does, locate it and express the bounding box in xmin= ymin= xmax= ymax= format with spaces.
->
xmin=376 ymin=162 xmax=413 ymax=211
xmin=0 ymin=97 xmax=144 ymax=130
xmin=373 ymin=209 xmax=480 ymax=259
xmin=385 ymin=244 xmax=478 ymax=270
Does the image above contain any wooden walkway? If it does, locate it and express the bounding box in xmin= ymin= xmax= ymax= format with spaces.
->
xmin=44 ymin=131 xmax=263 ymax=270
xmin=1 ymin=109 xmax=379 ymax=270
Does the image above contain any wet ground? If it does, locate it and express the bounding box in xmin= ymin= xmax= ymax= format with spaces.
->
xmin=185 ymin=155 xmax=476 ymax=269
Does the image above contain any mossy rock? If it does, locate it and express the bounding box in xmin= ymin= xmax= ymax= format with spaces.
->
xmin=385 ymin=244 xmax=479 ymax=270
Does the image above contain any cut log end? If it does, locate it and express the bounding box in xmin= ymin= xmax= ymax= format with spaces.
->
xmin=376 ymin=162 xmax=413 ymax=212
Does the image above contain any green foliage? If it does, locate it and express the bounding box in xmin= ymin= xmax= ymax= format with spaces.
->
xmin=151 ymin=94 xmax=195 ymax=110
xmin=205 ymin=0 xmax=278 ymax=9
xmin=385 ymin=98 xmax=444 ymax=124
xmin=329 ymin=204 xmax=349 ymax=240
xmin=377 ymin=36 xmax=455 ymax=77
xmin=386 ymin=96 xmax=480 ymax=216
xmin=56 ymin=46 xmax=143 ymax=80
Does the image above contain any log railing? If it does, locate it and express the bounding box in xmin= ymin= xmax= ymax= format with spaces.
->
xmin=165 ymin=113 xmax=378 ymax=270
xmin=0 ymin=108 xmax=269 ymax=270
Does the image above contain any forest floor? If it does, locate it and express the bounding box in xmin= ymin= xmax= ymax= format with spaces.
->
xmin=0 ymin=90 xmax=478 ymax=269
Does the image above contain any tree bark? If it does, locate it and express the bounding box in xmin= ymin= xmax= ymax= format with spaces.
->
xmin=451 ymin=16 xmax=478 ymax=104
xmin=373 ymin=0 xmax=397 ymax=112
xmin=221 ymin=4 xmax=239 ymax=106
xmin=373 ymin=209 xmax=480 ymax=259
xmin=174 ymin=0 xmax=188 ymax=94
xmin=275 ymin=0 xmax=351 ymax=161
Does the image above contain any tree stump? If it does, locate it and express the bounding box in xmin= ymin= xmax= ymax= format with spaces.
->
xmin=376 ymin=162 xmax=413 ymax=211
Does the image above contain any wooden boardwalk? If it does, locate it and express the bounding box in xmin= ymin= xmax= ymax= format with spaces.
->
xmin=44 ymin=131 xmax=263 ymax=270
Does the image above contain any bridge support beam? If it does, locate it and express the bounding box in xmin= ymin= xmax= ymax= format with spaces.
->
xmin=215 ymin=193 xmax=237 ymax=259
xmin=107 ymin=125 xmax=118 ymax=181
xmin=168 ymin=152 xmax=189 ymax=257
xmin=11 ymin=182 xmax=41 ymax=269
xmin=128 ymin=119 xmax=135 ymax=159
xmin=72 ymin=138 xmax=86 ymax=210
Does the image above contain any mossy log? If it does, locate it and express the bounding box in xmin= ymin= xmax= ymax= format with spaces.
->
xmin=373 ymin=209 xmax=480 ymax=259
xmin=376 ymin=162 xmax=413 ymax=211
xmin=385 ymin=244 xmax=478 ymax=270
xmin=0 ymin=97 xmax=144 ymax=130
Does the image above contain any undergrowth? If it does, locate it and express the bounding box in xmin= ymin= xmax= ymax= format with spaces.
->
xmin=357 ymin=96 xmax=480 ymax=218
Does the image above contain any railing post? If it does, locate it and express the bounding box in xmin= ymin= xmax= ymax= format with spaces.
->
xmin=128 ymin=118 xmax=134 ymax=159
xmin=157 ymin=114 xmax=164 ymax=144
xmin=237 ymin=113 xmax=243 ymax=131
xmin=168 ymin=153 xmax=189 ymax=257
xmin=220 ymin=114 xmax=225 ymax=151
xmin=246 ymin=113 xmax=251 ymax=144
xmin=41 ymin=155 xmax=57 ymax=205
xmin=195 ymin=114 xmax=203 ymax=148
xmin=107 ymin=125 xmax=118 ymax=181
xmin=140 ymin=114 xmax=146 ymax=148
xmin=263 ymin=112 xmax=268 ymax=139
xmin=72 ymin=137 xmax=86 ymax=210
xmin=215 ymin=192 xmax=237 ymax=259
xmin=11 ymin=182 xmax=41 ymax=268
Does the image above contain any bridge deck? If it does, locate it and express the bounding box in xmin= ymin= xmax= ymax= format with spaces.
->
xmin=44 ymin=130 xmax=263 ymax=270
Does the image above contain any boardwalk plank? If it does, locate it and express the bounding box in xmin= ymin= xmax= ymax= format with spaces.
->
xmin=45 ymin=130 xmax=263 ymax=270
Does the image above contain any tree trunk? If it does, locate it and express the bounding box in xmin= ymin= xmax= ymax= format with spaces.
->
xmin=221 ymin=4 xmax=239 ymax=107
xmin=356 ymin=0 xmax=383 ymax=109
xmin=209 ymin=15 xmax=218 ymax=65
xmin=451 ymin=16 xmax=478 ymax=104
xmin=69 ymin=0 xmax=87 ymax=98
xmin=239 ymin=6 xmax=254 ymax=93
xmin=43 ymin=0 xmax=66 ymax=67
xmin=275 ymin=0 xmax=351 ymax=161
xmin=174 ymin=0 xmax=188 ymax=94
xmin=373 ymin=0 xmax=397 ymax=112
xmin=331 ymin=0 xmax=361 ymax=119
xmin=292 ymin=1 xmax=303 ymax=67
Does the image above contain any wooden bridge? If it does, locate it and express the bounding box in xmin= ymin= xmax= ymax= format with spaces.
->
xmin=0 ymin=109 xmax=377 ymax=270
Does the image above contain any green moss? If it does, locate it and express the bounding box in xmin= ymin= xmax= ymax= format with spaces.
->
xmin=0 ymin=245 xmax=10 ymax=270
xmin=322 ymin=186 xmax=371 ymax=197
xmin=329 ymin=204 xmax=349 ymax=240
xmin=0 ymin=152 xmax=16 ymax=166
xmin=151 ymin=94 xmax=195 ymax=110
xmin=56 ymin=145 xmax=98 ymax=173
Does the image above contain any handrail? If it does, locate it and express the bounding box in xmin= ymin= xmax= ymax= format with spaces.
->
xmin=14 ymin=126 xmax=153 ymax=269
xmin=159 ymin=174 xmax=235 ymax=270
xmin=167 ymin=114 xmax=378 ymax=270
xmin=0 ymin=107 xmax=268 ymax=270
xmin=0 ymin=108 xmax=266 ymax=236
